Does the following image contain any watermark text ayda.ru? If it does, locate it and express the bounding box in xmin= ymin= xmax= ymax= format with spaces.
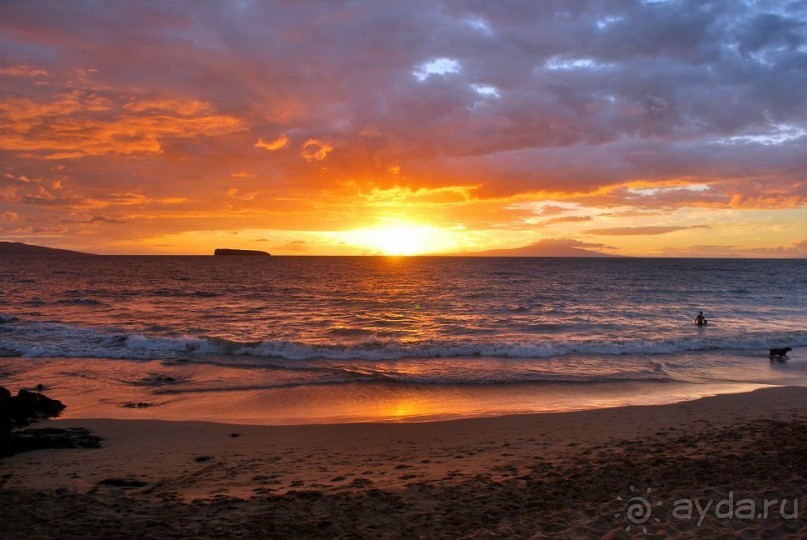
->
xmin=672 ymin=491 xmax=798 ymax=527
xmin=616 ymin=486 xmax=799 ymax=532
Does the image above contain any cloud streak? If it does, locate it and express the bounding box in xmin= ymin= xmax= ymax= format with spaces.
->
xmin=585 ymin=225 xmax=711 ymax=236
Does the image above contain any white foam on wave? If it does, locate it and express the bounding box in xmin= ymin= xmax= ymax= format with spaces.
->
xmin=3 ymin=317 xmax=807 ymax=363
xmin=125 ymin=334 xmax=207 ymax=352
xmin=216 ymin=333 xmax=807 ymax=361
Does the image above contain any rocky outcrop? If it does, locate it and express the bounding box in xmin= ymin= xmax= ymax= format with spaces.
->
xmin=0 ymin=387 xmax=101 ymax=457
xmin=3 ymin=427 xmax=102 ymax=457
xmin=0 ymin=388 xmax=65 ymax=432
xmin=214 ymin=248 xmax=271 ymax=256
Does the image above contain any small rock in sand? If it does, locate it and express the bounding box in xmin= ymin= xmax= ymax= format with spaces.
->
xmin=122 ymin=402 xmax=152 ymax=408
xmin=97 ymin=478 xmax=148 ymax=488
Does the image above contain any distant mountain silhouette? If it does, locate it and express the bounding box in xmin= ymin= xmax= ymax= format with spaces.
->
xmin=449 ymin=240 xmax=620 ymax=257
xmin=214 ymin=248 xmax=271 ymax=256
xmin=0 ymin=242 xmax=94 ymax=256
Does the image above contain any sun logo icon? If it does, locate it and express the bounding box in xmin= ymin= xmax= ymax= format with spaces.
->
xmin=615 ymin=486 xmax=663 ymax=533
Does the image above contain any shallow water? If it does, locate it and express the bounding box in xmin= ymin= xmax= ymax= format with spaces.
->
xmin=0 ymin=354 xmax=782 ymax=424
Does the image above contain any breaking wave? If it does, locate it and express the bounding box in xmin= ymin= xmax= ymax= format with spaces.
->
xmin=1 ymin=316 xmax=805 ymax=363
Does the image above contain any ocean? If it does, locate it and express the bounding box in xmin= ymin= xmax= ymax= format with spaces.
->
xmin=1 ymin=256 xmax=806 ymax=423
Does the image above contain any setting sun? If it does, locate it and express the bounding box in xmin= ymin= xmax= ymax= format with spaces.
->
xmin=334 ymin=222 xmax=464 ymax=255
xmin=349 ymin=224 xmax=439 ymax=255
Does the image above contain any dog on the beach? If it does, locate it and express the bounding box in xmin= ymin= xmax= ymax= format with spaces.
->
xmin=769 ymin=347 xmax=792 ymax=360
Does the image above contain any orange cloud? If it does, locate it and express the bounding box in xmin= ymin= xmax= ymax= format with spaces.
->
xmin=358 ymin=185 xmax=477 ymax=206
xmin=541 ymin=215 xmax=593 ymax=225
xmin=123 ymin=99 xmax=212 ymax=116
xmin=0 ymin=65 xmax=49 ymax=77
xmin=254 ymin=134 xmax=288 ymax=151
xmin=300 ymin=139 xmax=333 ymax=162
xmin=536 ymin=204 xmax=575 ymax=217
xmin=0 ymin=91 xmax=244 ymax=158
xmin=648 ymin=240 xmax=807 ymax=258
xmin=226 ymin=188 xmax=259 ymax=201
xmin=82 ymin=193 xmax=187 ymax=209
xmin=274 ymin=240 xmax=310 ymax=252
xmin=585 ymin=225 xmax=710 ymax=236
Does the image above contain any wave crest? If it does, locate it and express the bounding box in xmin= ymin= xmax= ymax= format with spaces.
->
xmin=2 ymin=317 xmax=806 ymax=362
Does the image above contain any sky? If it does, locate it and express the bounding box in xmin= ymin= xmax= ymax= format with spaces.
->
xmin=0 ymin=0 xmax=806 ymax=256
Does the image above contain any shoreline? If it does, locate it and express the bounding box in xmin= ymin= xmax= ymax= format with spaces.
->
xmin=4 ymin=350 xmax=805 ymax=425
xmin=2 ymin=386 xmax=806 ymax=537
xmin=10 ymin=380 xmax=795 ymax=428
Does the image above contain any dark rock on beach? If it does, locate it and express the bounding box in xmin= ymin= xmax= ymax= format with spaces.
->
xmin=1 ymin=386 xmax=101 ymax=457
xmin=97 ymin=478 xmax=148 ymax=488
xmin=213 ymin=248 xmax=271 ymax=256
xmin=1 ymin=388 xmax=66 ymax=432
xmin=3 ymin=427 xmax=102 ymax=457
xmin=122 ymin=402 xmax=152 ymax=409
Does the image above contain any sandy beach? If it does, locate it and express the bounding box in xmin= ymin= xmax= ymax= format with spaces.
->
xmin=2 ymin=386 xmax=805 ymax=538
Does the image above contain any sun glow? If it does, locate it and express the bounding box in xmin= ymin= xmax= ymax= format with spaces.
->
xmin=357 ymin=225 xmax=432 ymax=255
xmin=342 ymin=222 xmax=458 ymax=255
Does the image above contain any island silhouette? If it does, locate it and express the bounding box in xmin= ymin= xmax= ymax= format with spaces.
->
xmin=214 ymin=248 xmax=271 ymax=256
xmin=0 ymin=242 xmax=95 ymax=256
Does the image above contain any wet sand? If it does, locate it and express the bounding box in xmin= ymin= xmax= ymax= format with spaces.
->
xmin=2 ymin=386 xmax=806 ymax=538
xmin=2 ymin=354 xmax=795 ymax=425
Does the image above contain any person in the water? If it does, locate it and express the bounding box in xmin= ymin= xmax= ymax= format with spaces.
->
xmin=695 ymin=311 xmax=708 ymax=326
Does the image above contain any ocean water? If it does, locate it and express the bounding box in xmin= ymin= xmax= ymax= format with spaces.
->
xmin=1 ymin=256 xmax=806 ymax=422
